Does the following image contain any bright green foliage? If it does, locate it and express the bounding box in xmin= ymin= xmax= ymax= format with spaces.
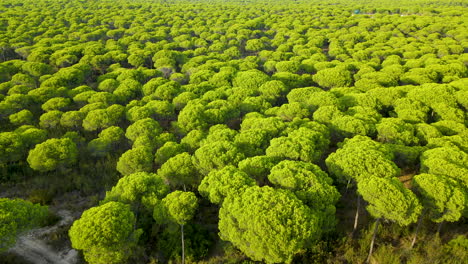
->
xmin=427 ymin=133 xmax=468 ymax=153
xmin=0 ymin=0 xmax=467 ymax=262
xmin=357 ymin=177 xmax=422 ymax=226
xmin=274 ymin=102 xmax=310 ymax=121
xmin=238 ymin=155 xmax=280 ymax=182
xmin=258 ymin=80 xmax=288 ymax=103
xmin=82 ymin=108 xmax=121 ymax=132
xmin=99 ymin=126 xmax=124 ymax=142
xmin=268 ymin=160 xmax=339 ymax=210
xmin=455 ymin=90 xmax=468 ymax=111
xmin=240 ymin=114 xmax=286 ymax=139
xmin=73 ymin=91 xmax=97 ymax=106
xmin=113 ymin=79 xmax=142 ymax=103
xmin=219 ymin=186 xmax=321 ymax=264
xmin=289 ymin=88 xmax=340 ymax=112
xmin=331 ymin=115 xmax=377 ymax=139
xmin=313 ymin=66 xmax=353 ymax=89
xmin=145 ymin=100 xmax=175 ymax=121
xmin=268 ymin=160 xmax=339 ymax=232
xmin=326 ymin=136 xmax=399 ymax=183
xmin=406 ymin=84 xmax=458 ymax=109
xmin=233 ymin=70 xmax=270 ymax=90
xmin=41 ymin=97 xmax=72 ymax=112
xmin=158 ymin=152 xmax=201 ymax=189
xmin=88 ymin=126 xmax=124 ymax=157
xmin=413 ymin=173 xmax=465 ymax=223
xmin=313 ymin=105 xmax=342 ymax=124
xmin=275 ymin=61 xmax=300 ymax=73
xmin=367 ymin=87 xmax=406 ymax=109
xmin=272 ymin=72 xmax=311 ymax=88
xmin=420 ymin=147 xmax=468 ymax=188
xmin=204 ymin=100 xmax=239 ymax=126
xmin=266 ymin=127 xmax=329 ymax=163
xmin=339 ymin=92 xmax=381 ymax=110
xmin=432 ymin=103 xmax=465 ymax=123
xmin=354 ymin=71 xmax=397 ymax=91
xmin=431 ymin=120 xmax=466 ymax=136
xmin=104 ymin=172 xmax=169 ymax=210
xmin=59 ymin=111 xmax=84 ymax=129
xmin=131 ymin=136 xmax=157 ymax=152
xmin=39 ymin=110 xmax=63 ymax=129
xmin=27 ymin=138 xmax=78 ymax=172
xmin=173 ymin=92 xmax=197 ymax=111
xmin=0 ymin=94 xmax=32 ymax=118
xmin=177 ymin=101 xmax=210 ymax=132
xmin=180 ymin=130 xmax=206 ymax=152
xmin=154 ymin=141 xmax=185 ymax=166
xmin=177 ymin=100 xmax=240 ymax=133
xmin=198 ymin=165 xmax=256 ymax=204
xmin=200 ymin=125 xmax=238 ymax=146
xmin=376 ymin=118 xmax=419 ymax=145
xmin=153 ymin=81 xmax=181 ymax=101
xmin=393 ymin=98 xmax=430 ymax=123
xmin=245 ymin=39 xmax=267 ymax=52
xmin=15 ymin=126 xmax=47 ymax=148
xmin=400 ymin=68 xmax=439 ymax=85
xmin=154 ymin=191 xmax=198 ymax=226
xmin=386 ymin=144 xmax=426 ymax=168
xmin=9 ymin=109 xmax=33 ymax=125
xmin=415 ymin=123 xmax=443 ymax=145
xmin=287 ymin=86 xmax=323 ymax=105
xmin=125 ymin=118 xmax=162 ymax=142
xmin=142 ymin=77 xmax=168 ymax=96
xmin=240 ymin=95 xmax=272 ymax=115
xmin=22 ymin=62 xmax=53 ymax=77
xmin=0 ymin=132 xmax=26 ymax=163
xmin=153 ymin=133 xmax=178 ymax=149
xmin=98 ymin=79 xmax=119 ymax=93
xmin=116 ymin=147 xmax=153 ymax=176
xmin=87 ymin=138 xmax=112 ymax=158
xmin=440 ymin=235 xmax=468 ymax=263
xmin=69 ymin=202 xmax=141 ymax=264
xmin=0 ymin=198 xmax=48 ymax=252
xmin=193 ymin=140 xmax=245 ymax=175
xmin=234 ymin=129 xmax=270 ymax=157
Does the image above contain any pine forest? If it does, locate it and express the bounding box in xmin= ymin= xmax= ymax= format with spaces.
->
xmin=0 ymin=0 xmax=467 ymax=263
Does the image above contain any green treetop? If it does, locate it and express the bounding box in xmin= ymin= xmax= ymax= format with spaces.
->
xmin=27 ymin=138 xmax=78 ymax=172
xmin=0 ymin=198 xmax=48 ymax=252
xmin=219 ymin=186 xmax=321 ymax=264
xmin=69 ymin=202 xmax=141 ymax=264
xmin=357 ymin=177 xmax=422 ymax=226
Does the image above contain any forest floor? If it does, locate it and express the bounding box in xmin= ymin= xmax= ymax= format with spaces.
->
xmin=1 ymin=191 xmax=94 ymax=264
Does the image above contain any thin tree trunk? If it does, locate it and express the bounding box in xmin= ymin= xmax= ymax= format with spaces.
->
xmin=344 ymin=178 xmax=351 ymax=194
xmin=437 ymin=221 xmax=443 ymax=234
xmin=353 ymin=195 xmax=361 ymax=233
xmin=367 ymin=218 xmax=380 ymax=264
xmin=181 ymin=224 xmax=185 ymax=264
xmin=410 ymin=210 xmax=425 ymax=248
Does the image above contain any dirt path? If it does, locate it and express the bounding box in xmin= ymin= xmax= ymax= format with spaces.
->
xmin=9 ymin=210 xmax=79 ymax=264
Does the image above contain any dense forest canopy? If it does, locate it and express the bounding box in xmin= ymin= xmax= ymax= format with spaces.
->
xmin=0 ymin=0 xmax=467 ymax=263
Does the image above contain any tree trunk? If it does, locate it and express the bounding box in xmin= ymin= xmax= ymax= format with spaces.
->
xmin=353 ymin=195 xmax=361 ymax=233
xmin=181 ymin=224 xmax=185 ymax=264
xmin=344 ymin=178 xmax=351 ymax=194
xmin=366 ymin=218 xmax=380 ymax=264
xmin=437 ymin=221 xmax=443 ymax=234
xmin=410 ymin=210 xmax=425 ymax=249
